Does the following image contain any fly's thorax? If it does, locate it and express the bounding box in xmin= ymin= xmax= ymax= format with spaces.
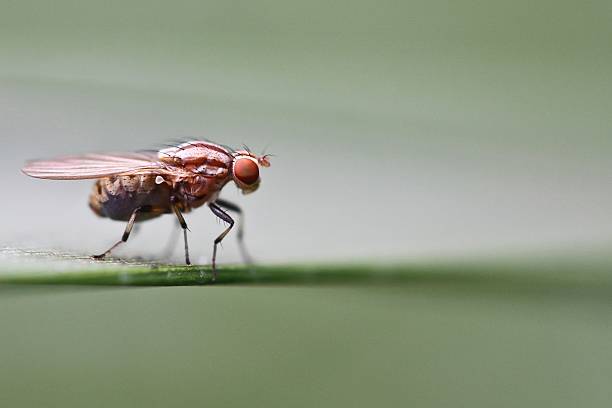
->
xmin=158 ymin=141 xmax=233 ymax=169
xmin=175 ymin=174 xmax=231 ymax=208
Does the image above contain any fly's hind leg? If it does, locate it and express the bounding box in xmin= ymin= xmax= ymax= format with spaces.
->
xmin=92 ymin=206 xmax=145 ymax=260
xmin=171 ymin=200 xmax=191 ymax=265
xmin=214 ymin=198 xmax=253 ymax=265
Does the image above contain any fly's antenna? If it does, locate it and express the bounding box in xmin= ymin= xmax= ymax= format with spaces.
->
xmin=261 ymin=142 xmax=275 ymax=158
xmin=260 ymin=143 xmax=271 ymax=156
xmin=258 ymin=152 xmax=273 ymax=167
xmin=260 ymin=141 xmax=276 ymax=158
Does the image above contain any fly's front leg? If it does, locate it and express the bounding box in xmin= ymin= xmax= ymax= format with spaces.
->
xmin=92 ymin=206 xmax=143 ymax=260
xmin=209 ymin=202 xmax=235 ymax=279
xmin=214 ymin=198 xmax=253 ymax=265
xmin=171 ymin=199 xmax=191 ymax=265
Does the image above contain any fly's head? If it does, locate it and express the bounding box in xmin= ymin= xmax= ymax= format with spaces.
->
xmin=232 ymin=150 xmax=271 ymax=195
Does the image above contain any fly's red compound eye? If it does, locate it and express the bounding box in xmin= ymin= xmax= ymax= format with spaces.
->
xmin=234 ymin=158 xmax=259 ymax=185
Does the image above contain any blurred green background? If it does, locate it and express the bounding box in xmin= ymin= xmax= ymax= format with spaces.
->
xmin=1 ymin=0 xmax=612 ymax=407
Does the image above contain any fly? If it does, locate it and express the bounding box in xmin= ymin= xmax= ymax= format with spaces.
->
xmin=21 ymin=141 xmax=271 ymax=278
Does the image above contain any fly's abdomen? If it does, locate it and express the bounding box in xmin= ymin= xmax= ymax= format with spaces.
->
xmin=89 ymin=175 xmax=172 ymax=221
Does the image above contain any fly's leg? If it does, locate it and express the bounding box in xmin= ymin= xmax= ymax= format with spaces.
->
xmin=214 ymin=198 xmax=253 ymax=265
xmin=171 ymin=201 xmax=191 ymax=265
xmin=209 ymin=202 xmax=235 ymax=279
xmin=92 ymin=206 xmax=143 ymax=260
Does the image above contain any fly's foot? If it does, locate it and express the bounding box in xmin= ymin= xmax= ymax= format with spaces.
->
xmin=91 ymin=253 xmax=108 ymax=260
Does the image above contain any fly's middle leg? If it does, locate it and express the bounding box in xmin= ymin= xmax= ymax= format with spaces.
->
xmin=171 ymin=200 xmax=191 ymax=265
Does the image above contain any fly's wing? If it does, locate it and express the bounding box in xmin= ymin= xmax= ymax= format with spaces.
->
xmin=22 ymin=152 xmax=169 ymax=180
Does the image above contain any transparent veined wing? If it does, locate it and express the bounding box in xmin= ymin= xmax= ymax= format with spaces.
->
xmin=22 ymin=152 xmax=169 ymax=180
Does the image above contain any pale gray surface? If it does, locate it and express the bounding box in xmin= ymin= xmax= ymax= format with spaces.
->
xmin=1 ymin=69 xmax=612 ymax=265
xmin=1 ymin=1 xmax=612 ymax=265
